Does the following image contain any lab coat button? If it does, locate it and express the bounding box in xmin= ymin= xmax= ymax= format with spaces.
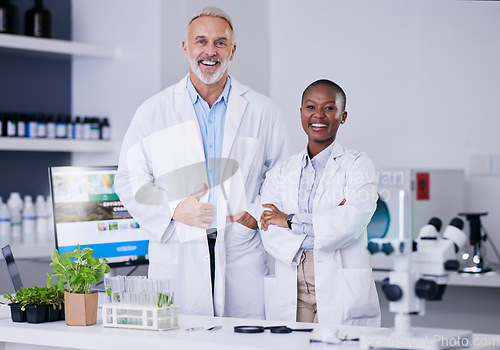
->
xmin=291 ymin=300 xmax=296 ymax=306
xmin=203 ymin=256 xmax=209 ymax=261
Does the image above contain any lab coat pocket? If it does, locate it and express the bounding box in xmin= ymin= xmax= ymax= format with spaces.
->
xmin=225 ymin=222 xmax=258 ymax=249
xmin=149 ymin=240 xmax=179 ymax=265
xmin=225 ymin=222 xmax=263 ymax=267
xmin=341 ymin=268 xmax=380 ymax=325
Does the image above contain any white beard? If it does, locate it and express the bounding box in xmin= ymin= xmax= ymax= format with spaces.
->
xmin=187 ymin=51 xmax=231 ymax=85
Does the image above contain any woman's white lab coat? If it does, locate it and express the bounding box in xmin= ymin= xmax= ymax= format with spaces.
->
xmin=115 ymin=75 xmax=291 ymax=318
xmin=260 ymin=143 xmax=381 ymax=326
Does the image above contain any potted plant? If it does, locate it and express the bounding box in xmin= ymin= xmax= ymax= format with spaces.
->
xmin=3 ymin=289 xmax=26 ymax=323
xmin=46 ymin=246 xmax=110 ymax=326
xmin=21 ymin=286 xmax=49 ymax=324
xmin=45 ymin=287 xmax=65 ymax=321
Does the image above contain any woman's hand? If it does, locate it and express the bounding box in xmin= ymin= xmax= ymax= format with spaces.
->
xmin=260 ymin=204 xmax=288 ymax=231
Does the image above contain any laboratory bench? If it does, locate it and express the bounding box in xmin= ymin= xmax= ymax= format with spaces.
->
xmin=1 ymin=302 xmax=500 ymax=350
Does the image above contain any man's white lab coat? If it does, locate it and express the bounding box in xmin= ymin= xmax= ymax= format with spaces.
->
xmin=115 ymin=75 xmax=291 ymax=318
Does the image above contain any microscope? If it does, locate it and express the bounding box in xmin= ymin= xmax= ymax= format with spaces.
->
xmin=360 ymin=192 xmax=473 ymax=350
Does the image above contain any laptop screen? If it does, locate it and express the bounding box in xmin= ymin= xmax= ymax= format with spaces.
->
xmin=2 ymin=244 xmax=23 ymax=292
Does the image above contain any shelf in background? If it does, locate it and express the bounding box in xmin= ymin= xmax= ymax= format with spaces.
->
xmin=0 ymin=33 xmax=117 ymax=60
xmin=372 ymin=269 xmax=500 ymax=288
xmin=0 ymin=138 xmax=115 ymax=153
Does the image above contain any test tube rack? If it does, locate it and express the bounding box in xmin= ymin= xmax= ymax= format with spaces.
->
xmin=101 ymin=303 xmax=178 ymax=331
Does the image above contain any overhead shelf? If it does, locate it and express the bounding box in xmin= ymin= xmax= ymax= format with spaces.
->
xmin=0 ymin=138 xmax=116 ymax=153
xmin=0 ymin=33 xmax=117 ymax=59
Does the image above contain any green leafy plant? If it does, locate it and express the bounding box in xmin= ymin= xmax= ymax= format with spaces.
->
xmin=4 ymin=286 xmax=53 ymax=311
xmin=46 ymin=287 xmax=64 ymax=310
xmin=3 ymin=290 xmax=21 ymax=304
xmin=46 ymin=246 xmax=110 ymax=294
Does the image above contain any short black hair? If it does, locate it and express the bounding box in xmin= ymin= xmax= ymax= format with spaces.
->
xmin=301 ymin=79 xmax=346 ymax=110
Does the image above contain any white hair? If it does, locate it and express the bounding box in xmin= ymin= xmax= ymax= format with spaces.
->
xmin=184 ymin=6 xmax=235 ymax=43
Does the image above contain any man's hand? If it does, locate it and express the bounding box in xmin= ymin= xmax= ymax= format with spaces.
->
xmin=227 ymin=211 xmax=258 ymax=230
xmin=172 ymin=184 xmax=214 ymax=229
xmin=260 ymin=204 xmax=287 ymax=231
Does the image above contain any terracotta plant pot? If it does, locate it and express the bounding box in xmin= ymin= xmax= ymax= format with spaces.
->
xmin=64 ymin=291 xmax=99 ymax=326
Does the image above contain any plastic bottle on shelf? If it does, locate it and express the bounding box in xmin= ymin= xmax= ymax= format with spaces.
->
xmin=7 ymin=192 xmax=23 ymax=244
xmin=35 ymin=195 xmax=49 ymax=244
xmin=55 ymin=114 xmax=67 ymax=138
xmin=100 ymin=117 xmax=111 ymax=140
xmin=0 ymin=112 xmax=4 ymax=137
xmin=26 ymin=113 xmax=38 ymax=138
xmin=82 ymin=117 xmax=91 ymax=140
xmin=90 ymin=117 xmax=100 ymax=140
xmin=6 ymin=112 xmax=17 ymax=137
xmin=22 ymin=195 xmax=36 ymax=244
xmin=73 ymin=116 xmax=83 ymax=139
xmin=0 ymin=197 xmax=11 ymax=247
xmin=25 ymin=0 xmax=51 ymax=38
xmin=0 ymin=0 xmax=18 ymax=34
xmin=37 ymin=114 xmax=47 ymax=138
xmin=17 ymin=113 xmax=27 ymax=137
xmin=65 ymin=115 xmax=72 ymax=139
xmin=47 ymin=114 xmax=56 ymax=139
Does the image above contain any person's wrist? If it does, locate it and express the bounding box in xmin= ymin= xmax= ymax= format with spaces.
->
xmin=286 ymin=213 xmax=295 ymax=229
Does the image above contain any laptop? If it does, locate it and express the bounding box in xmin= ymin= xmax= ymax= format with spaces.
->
xmin=2 ymin=245 xmax=24 ymax=292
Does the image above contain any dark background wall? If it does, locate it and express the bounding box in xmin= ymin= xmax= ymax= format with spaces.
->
xmin=0 ymin=0 xmax=72 ymax=201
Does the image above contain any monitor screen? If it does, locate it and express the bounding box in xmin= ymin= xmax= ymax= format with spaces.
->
xmin=49 ymin=166 xmax=149 ymax=267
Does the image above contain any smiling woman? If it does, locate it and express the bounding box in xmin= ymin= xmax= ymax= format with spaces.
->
xmin=259 ymin=78 xmax=380 ymax=326
xmin=300 ymin=80 xmax=347 ymax=158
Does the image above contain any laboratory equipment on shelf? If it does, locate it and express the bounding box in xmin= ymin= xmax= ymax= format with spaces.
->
xmin=360 ymin=191 xmax=472 ymax=350
xmin=458 ymin=212 xmax=491 ymax=274
xmin=101 ymin=275 xmax=178 ymax=331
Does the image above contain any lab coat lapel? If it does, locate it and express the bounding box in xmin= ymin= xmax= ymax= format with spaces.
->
xmin=313 ymin=143 xmax=344 ymax=210
xmin=288 ymin=156 xmax=302 ymax=214
xmin=173 ymin=76 xmax=208 ymax=189
xmin=173 ymin=76 xmax=204 ymax=154
xmin=219 ymin=77 xmax=248 ymax=207
xmin=221 ymin=77 xmax=248 ymax=160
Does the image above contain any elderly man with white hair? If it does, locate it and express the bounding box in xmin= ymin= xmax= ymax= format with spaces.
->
xmin=115 ymin=7 xmax=291 ymax=318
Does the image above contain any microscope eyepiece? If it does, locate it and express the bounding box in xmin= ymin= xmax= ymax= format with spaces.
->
xmin=428 ymin=217 xmax=442 ymax=232
xmin=449 ymin=217 xmax=464 ymax=230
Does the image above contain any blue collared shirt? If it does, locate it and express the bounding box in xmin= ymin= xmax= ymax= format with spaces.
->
xmin=186 ymin=75 xmax=231 ymax=228
xmin=292 ymin=141 xmax=335 ymax=250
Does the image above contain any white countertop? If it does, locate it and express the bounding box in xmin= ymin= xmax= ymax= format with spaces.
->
xmin=1 ymin=305 xmax=499 ymax=350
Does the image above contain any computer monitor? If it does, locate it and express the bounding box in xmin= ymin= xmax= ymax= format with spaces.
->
xmin=48 ymin=166 xmax=149 ymax=268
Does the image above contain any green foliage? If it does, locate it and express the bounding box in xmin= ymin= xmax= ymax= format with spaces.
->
xmin=157 ymin=292 xmax=173 ymax=308
xmin=46 ymin=246 xmax=110 ymax=294
xmin=3 ymin=292 xmax=19 ymax=304
xmin=3 ymin=286 xmax=63 ymax=311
